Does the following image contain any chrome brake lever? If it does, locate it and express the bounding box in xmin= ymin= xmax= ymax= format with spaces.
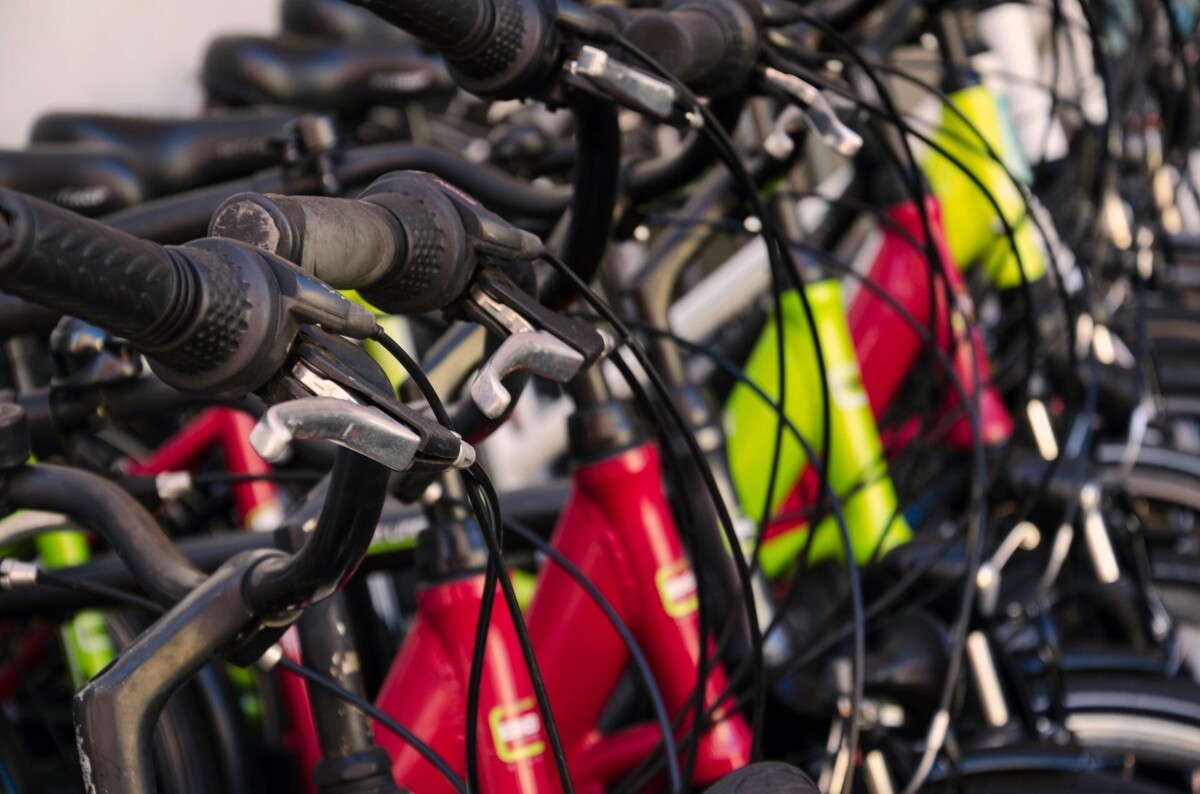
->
xmin=565 ymin=45 xmax=680 ymax=122
xmin=760 ymin=66 xmax=863 ymax=157
xmin=466 ymin=286 xmax=588 ymax=418
xmin=975 ymin=521 xmax=1041 ymax=617
xmin=472 ymin=332 xmax=585 ymax=418
xmin=250 ymin=397 xmax=475 ymax=472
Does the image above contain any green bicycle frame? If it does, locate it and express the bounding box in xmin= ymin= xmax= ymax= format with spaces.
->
xmin=922 ymin=83 xmax=1047 ymax=290
xmin=36 ymin=529 xmax=115 ymax=687
xmin=725 ymin=280 xmax=911 ymax=573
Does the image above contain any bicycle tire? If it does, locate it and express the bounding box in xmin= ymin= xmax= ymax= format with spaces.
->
xmin=106 ymin=613 xmax=230 ymax=794
xmin=926 ymin=769 xmax=1176 ymax=793
xmin=1058 ymin=672 xmax=1200 ymax=772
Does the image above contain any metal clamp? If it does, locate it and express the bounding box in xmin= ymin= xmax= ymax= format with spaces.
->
xmin=975 ymin=521 xmax=1041 ymax=617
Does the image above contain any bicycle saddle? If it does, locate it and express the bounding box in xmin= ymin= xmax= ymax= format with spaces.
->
xmin=0 ymin=145 xmax=143 ymax=216
xmin=29 ymin=110 xmax=295 ymax=198
xmin=202 ymin=35 xmax=455 ymax=116
xmin=280 ymin=0 xmax=413 ymax=43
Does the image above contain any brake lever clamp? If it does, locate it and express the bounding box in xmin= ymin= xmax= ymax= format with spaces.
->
xmin=260 ymin=327 xmax=475 ymax=472
xmin=458 ymin=265 xmax=613 ymax=418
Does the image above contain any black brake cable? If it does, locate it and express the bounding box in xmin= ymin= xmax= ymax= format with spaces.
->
xmin=623 ymin=31 xmax=991 ymax=783
xmin=643 ymin=216 xmax=984 ymax=632
xmin=501 ymin=516 xmax=684 ymax=792
xmin=539 ymin=241 xmax=852 ymax=794
xmin=432 ymin=489 xmax=681 ymax=767
xmin=771 ymin=9 xmax=1000 ymax=420
xmin=1025 ymin=0 xmax=1103 ymax=542
xmin=776 ymin=0 xmax=989 ymax=575
xmin=626 ymin=86 xmax=804 ymax=778
xmin=767 ymin=43 xmax=1003 ymax=432
xmin=1045 ymin=0 xmax=1068 ymax=170
xmin=788 ymin=40 xmax=996 ymax=784
xmin=542 ymin=243 xmax=768 ymax=700
xmin=275 ymin=659 xmax=470 ymax=794
xmin=614 ymin=289 xmax=979 ymax=771
xmin=833 ymin=21 xmax=1107 ymax=788
xmin=774 ymin=44 xmax=1082 ymax=537
xmin=600 ymin=307 xmax=854 ymax=793
xmin=774 ymin=179 xmax=991 ymax=488
xmin=816 ymin=53 xmax=1069 ymax=479
xmin=31 ymin=567 xmax=470 ymax=793
xmin=768 ymin=40 xmax=987 ymax=791
xmin=369 ymin=326 xmax=574 ymax=794
xmin=612 ymin=318 xmax=973 ymax=787
xmin=189 ymin=471 xmax=326 ymax=485
xmin=35 ymin=570 xmax=163 ymax=615
xmin=605 ymin=31 xmax=853 ymax=767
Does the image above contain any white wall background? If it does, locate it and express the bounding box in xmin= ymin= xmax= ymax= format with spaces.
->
xmin=0 ymin=1 xmax=277 ymax=146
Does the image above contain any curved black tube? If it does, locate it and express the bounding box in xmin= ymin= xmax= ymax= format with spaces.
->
xmin=0 ymin=293 xmax=59 ymax=339
xmin=543 ymin=93 xmax=620 ymax=308
xmin=0 ymin=477 xmax=569 ymax=616
xmin=244 ymin=448 xmax=388 ymax=616
xmin=622 ymin=94 xmax=745 ymax=205
xmin=3 ymin=464 xmax=205 ymax=605
xmin=336 ymin=144 xmax=570 ymax=218
xmin=103 ymin=174 xmax=277 ymax=244
xmin=103 ymin=142 xmax=571 ymax=245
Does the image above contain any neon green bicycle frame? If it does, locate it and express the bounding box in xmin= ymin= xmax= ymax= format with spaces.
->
xmin=922 ymin=83 xmax=1048 ymax=289
xmin=725 ymin=280 xmax=912 ymax=574
xmin=36 ymin=529 xmax=115 ymax=686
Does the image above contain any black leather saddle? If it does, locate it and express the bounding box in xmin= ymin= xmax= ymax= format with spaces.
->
xmin=0 ymin=145 xmax=144 ymax=216
xmin=202 ymin=35 xmax=454 ymax=116
xmin=280 ymin=0 xmax=413 ymax=43
xmin=29 ymin=110 xmax=296 ymax=197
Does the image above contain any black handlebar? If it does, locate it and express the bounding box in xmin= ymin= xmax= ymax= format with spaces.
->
xmin=621 ymin=0 xmax=762 ymax=96
xmin=5 ymin=464 xmax=205 ymax=606
xmin=100 ymin=141 xmax=571 ymax=246
xmin=210 ymin=176 xmax=472 ymax=314
xmin=0 ymin=189 xmax=249 ymax=375
xmin=0 ymin=188 xmax=374 ymax=397
xmin=209 ymin=171 xmax=542 ymax=314
xmin=244 ymin=449 xmax=389 ymax=616
xmin=345 ymin=0 xmax=561 ymax=98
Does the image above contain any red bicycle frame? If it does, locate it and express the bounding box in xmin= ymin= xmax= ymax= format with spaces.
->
xmin=374 ymin=441 xmax=751 ymax=791
xmin=848 ymin=197 xmax=1014 ymax=450
xmin=124 ymin=407 xmax=285 ymax=530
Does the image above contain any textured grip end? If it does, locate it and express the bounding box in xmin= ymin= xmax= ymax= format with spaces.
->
xmin=356 ymin=174 xmax=473 ymax=314
xmin=347 ymin=0 xmax=489 ymax=53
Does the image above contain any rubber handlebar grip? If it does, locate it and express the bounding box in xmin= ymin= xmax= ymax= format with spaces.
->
xmin=0 ymin=187 xmax=249 ymax=375
xmin=347 ymin=0 xmax=531 ymax=84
